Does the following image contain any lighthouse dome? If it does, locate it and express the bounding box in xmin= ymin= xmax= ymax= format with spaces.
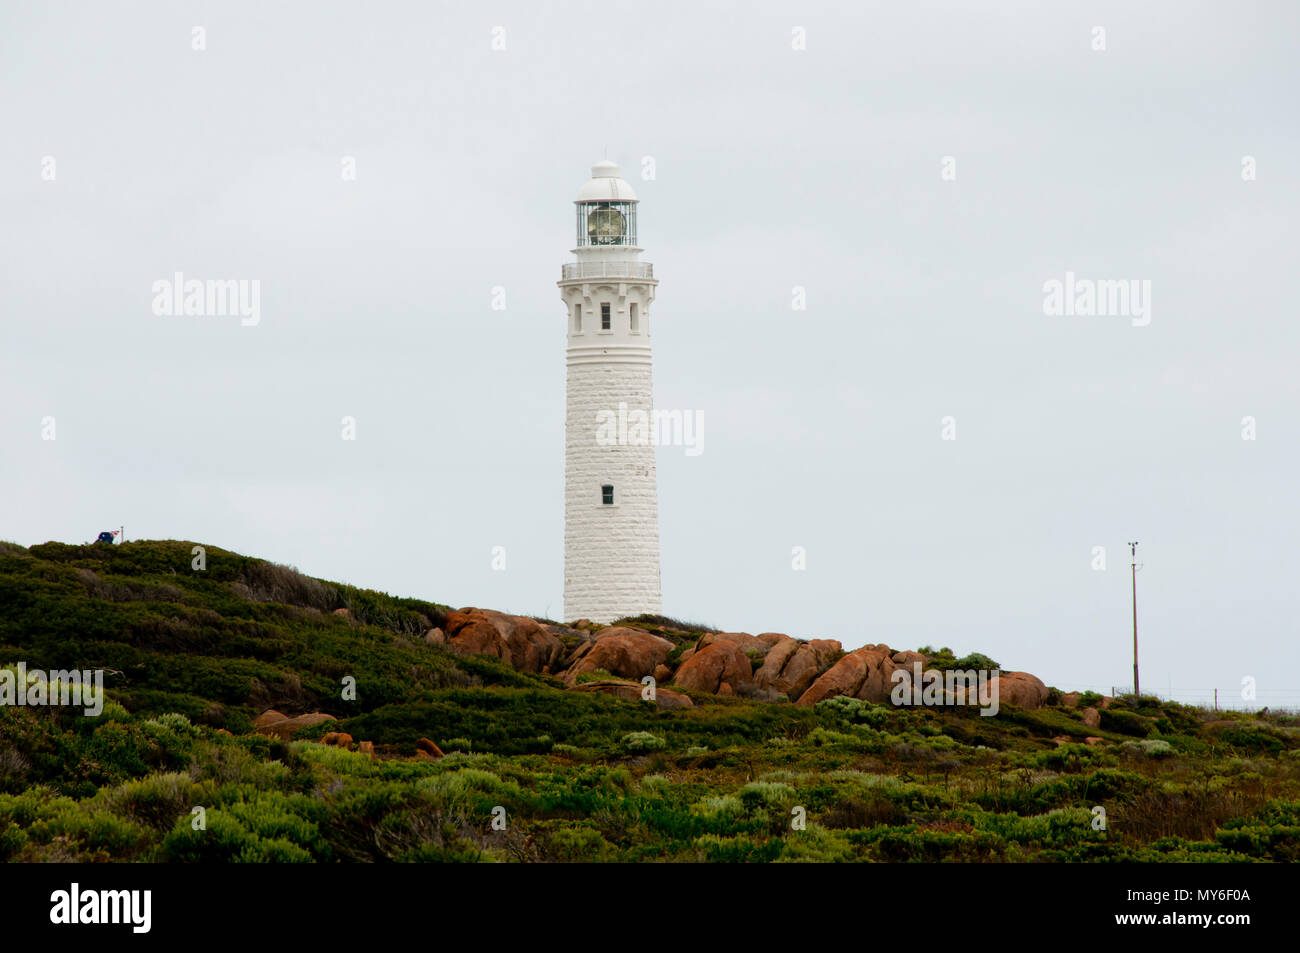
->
xmin=575 ymin=160 xmax=638 ymax=203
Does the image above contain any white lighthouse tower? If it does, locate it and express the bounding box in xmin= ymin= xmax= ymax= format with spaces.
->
xmin=559 ymin=160 xmax=662 ymax=624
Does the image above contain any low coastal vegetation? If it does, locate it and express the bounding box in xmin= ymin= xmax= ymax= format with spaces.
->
xmin=0 ymin=539 xmax=1296 ymax=862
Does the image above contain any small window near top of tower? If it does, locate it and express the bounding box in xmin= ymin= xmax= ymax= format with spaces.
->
xmin=573 ymin=303 xmax=582 ymax=333
xmin=601 ymin=303 xmax=611 ymax=330
xmin=601 ymin=484 xmax=614 ymax=505
xmin=629 ymin=302 xmax=639 ymax=332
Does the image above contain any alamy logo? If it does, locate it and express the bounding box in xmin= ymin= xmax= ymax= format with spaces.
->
xmin=890 ymin=662 xmax=1000 ymax=716
xmin=151 ymin=272 xmax=261 ymax=326
xmin=595 ymin=402 xmax=703 ymax=456
xmin=1042 ymin=271 xmax=1151 ymax=326
xmin=0 ymin=663 xmax=104 ymax=716
xmin=50 ymin=883 xmax=151 ymax=933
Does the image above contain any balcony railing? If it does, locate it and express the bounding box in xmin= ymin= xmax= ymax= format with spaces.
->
xmin=561 ymin=261 xmax=654 ymax=280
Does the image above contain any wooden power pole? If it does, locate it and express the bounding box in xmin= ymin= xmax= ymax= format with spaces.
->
xmin=1128 ymin=541 xmax=1140 ymax=698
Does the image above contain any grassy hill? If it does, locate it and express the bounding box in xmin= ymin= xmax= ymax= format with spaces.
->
xmin=1 ymin=539 xmax=1297 ymax=862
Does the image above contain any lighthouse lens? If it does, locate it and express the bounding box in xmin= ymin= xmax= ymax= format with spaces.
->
xmin=587 ymin=207 xmax=626 ymax=244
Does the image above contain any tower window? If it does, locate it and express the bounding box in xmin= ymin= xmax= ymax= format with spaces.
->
xmin=601 ymin=484 xmax=614 ymax=505
xmin=573 ymin=303 xmax=582 ymax=333
xmin=629 ymin=302 xmax=639 ymax=333
xmin=600 ymin=303 xmax=611 ymax=330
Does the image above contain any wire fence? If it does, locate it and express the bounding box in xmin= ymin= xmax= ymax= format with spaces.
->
xmin=1068 ymin=683 xmax=1300 ymax=714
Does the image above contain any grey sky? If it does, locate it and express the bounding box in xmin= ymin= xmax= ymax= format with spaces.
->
xmin=2 ymin=1 xmax=1297 ymax=707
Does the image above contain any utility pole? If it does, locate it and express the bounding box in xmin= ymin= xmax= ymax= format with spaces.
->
xmin=1128 ymin=541 xmax=1140 ymax=698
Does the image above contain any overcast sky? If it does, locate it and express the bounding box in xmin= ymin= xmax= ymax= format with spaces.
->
xmin=2 ymin=1 xmax=1297 ymax=708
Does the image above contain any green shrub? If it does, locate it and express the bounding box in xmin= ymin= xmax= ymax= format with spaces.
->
xmin=1214 ymin=822 xmax=1300 ymax=861
xmin=695 ymin=795 xmax=744 ymax=821
xmin=868 ymin=825 xmax=1005 ymax=862
xmin=0 ymin=820 xmax=26 ymax=859
xmin=815 ymin=696 xmax=888 ymax=726
xmin=616 ymin=614 xmax=719 ymax=634
xmin=99 ymin=772 xmax=197 ymax=829
xmin=545 ymin=825 xmax=613 ymax=862
xmin=913 ymin=646 xmax=1000 ymax=672
xmin=224 ymin=794 xmax=329 ymax=859
xmin=1154 ymin=703 xmax=1203 ymax=735
xmin=418 ymin=768 xmax=523 ymax=816
xmin=15 ymin=794 xmax=153 ymax=861
xmin=638 ymin=775 xmax=670 ymax=796
xmin=1212 ymin=726 xmax=1284 ymax=754
xmin=692 ymin=833 xmax=783 ymax=862
xmin=778 ymin=825 xmax=856 ymax=862
xmin=1122 ymin=739 xmax=1175 ymax=758
xmin=739 ymin=781 xmax=797 ymax=811
xmin=952 ymin=652 xmax=1000 ymax=672
xmin=621 ymin=731 xmax=666 ymax=753
xmin=917 ymin=646 xmax=955 ymax=668
xmin=1032 ymin=744 xmax=1102 ymax=773
xmin=161 ymin=809 xmax=312 ymax=863
xmin=81 ymin=722 xmax=156 ymax=781
xmin=821 ymin=796 xmax=907 ymax=829
xmin=1100 ymin=709 xmax=1154 ymax=737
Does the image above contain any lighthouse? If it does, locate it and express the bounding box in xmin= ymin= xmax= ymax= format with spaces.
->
xmin=559 ymin=160 xmax=662 ymax=623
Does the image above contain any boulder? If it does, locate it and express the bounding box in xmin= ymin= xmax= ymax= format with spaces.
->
xmin=1060 ymin=692 xmax=1115 ymax=710
xmin=252 ymin=709 xmax=287 ymax=729
xmin=416 ymin=737 xmax=444 ymax=759
xmin=443 ymin=608 xmax=565 ymax=674
xmin=425 ymin=627 xmax=445 ymax=645
xmin=1084 ymin=736 xmax=1104 ymax=746
xmin=358 ymin=740 xmax=375 ymax=758
xmin=673 ymin=640 xmax=753 ymax=695
xmin=755 ymin=632 xmax=794 ymax=650
xmin=891 ymin=650 xmax=927 ymax=667
xmin=755 ymin=638 xmax=842 ymax=700
xmin=540 ymin=620 xmax=589 ymax=644
xmin=570 ymin=679 xmax=694 ymax=710
xmin=1081 ymin=707 xmax=1101 ymax=728
xmin=797 ymin=644 xmax=896 ymax=706
xmin=754 ymin=637 xmax=797 ymax=684
xmin=332 ymin=608 xmax=352 ymax=619
xmin=565 ymin=640 xmax=594 ymax=666
xmin=255 ymin=712 xmax=336 ymax=739
xmin=990 ymin=672 xmax=1049 ymax=709
xmin=565 ymin=627 xmax=674 ymax=682
xmin=653 ymin=664 xmax=672 ymax=683
xmin=697 ymin=631 xmax=787 ymax=657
